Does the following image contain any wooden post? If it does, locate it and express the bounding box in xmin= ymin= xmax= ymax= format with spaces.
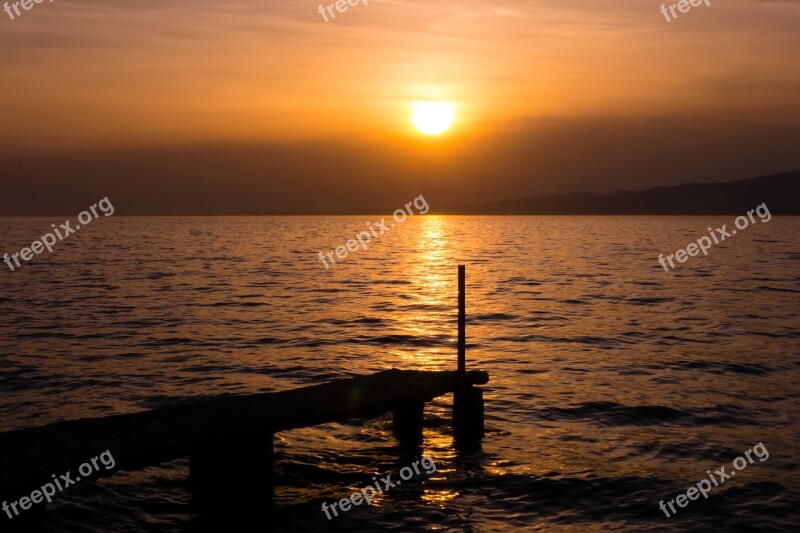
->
xmin=190 ymin=428 xmax=274 ymax=509
xmin=453 ymin=264 xmax=484 ymax=450
xmin=458 ymin=264 xmax=466 ymax=376
xmin=393 ymin=401 xmax=425 ymax=449
xmin=453 ymin=385 xmax=484 ymax=450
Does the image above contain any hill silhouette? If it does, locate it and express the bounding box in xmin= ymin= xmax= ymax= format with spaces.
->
xmin=436 ymin=170 xmax=800 ymax=215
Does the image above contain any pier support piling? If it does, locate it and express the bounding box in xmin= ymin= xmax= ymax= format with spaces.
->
xmin=392 ymin=401 xmax=425 ymax=449
xmin=453 ymin=385 xmax=484 ymax=449
xmin=190 ymin=428 xmax=274 ymax=507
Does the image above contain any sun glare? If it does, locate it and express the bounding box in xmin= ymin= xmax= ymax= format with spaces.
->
xmin=411 ymin=101 xmax=456 ymax=135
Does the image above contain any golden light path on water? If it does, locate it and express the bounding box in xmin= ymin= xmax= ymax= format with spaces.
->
xmin=393 ymin=216 xmax=452 ymax=370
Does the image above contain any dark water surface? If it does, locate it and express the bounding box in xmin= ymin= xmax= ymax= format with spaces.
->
xmin=1 ymin=216 xmax=799 ymax=532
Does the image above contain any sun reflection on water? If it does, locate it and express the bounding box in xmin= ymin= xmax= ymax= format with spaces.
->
xmin=391 ymin=217 xmax=456 ymax=370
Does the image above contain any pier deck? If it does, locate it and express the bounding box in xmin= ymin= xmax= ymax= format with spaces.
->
xmin=0 ymin=369 xmax=488 ymax=495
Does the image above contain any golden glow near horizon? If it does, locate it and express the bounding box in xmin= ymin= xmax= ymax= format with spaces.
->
xmin=411 ymin=102 xmax=456 ymax=136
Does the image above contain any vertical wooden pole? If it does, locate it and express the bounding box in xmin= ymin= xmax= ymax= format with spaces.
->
xmin=453 ymin=264 xmax=484 ymax=450
xmin=458 ymin=265 xmax=466 ymax=376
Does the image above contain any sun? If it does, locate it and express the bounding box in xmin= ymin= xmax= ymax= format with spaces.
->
xmin=411 ymin=101 xmax=456 ymax=135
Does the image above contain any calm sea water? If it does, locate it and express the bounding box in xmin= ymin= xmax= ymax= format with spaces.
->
xmin=1 ymin=216 xmax=799 ymax=532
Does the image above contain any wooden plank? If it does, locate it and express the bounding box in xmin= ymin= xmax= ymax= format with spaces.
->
xmin=0 ymin=369 xmax=488 ymax=493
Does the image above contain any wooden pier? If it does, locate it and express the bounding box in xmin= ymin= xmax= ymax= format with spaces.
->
xmin=0 ymin=370 xmax=487 ymax=495
xmin=0 ymin=266 xmax=487 ymax=522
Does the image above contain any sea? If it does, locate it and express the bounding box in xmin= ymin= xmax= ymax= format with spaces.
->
xmin=1 ymin=216 xmax=798 ymax=532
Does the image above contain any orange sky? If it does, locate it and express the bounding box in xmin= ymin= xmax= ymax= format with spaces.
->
xmin=1 ymin=0 xmax=799 ymax=213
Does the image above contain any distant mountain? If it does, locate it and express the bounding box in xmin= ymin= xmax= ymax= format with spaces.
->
xmin=436 ymin=171 xmax=800 ymax=215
